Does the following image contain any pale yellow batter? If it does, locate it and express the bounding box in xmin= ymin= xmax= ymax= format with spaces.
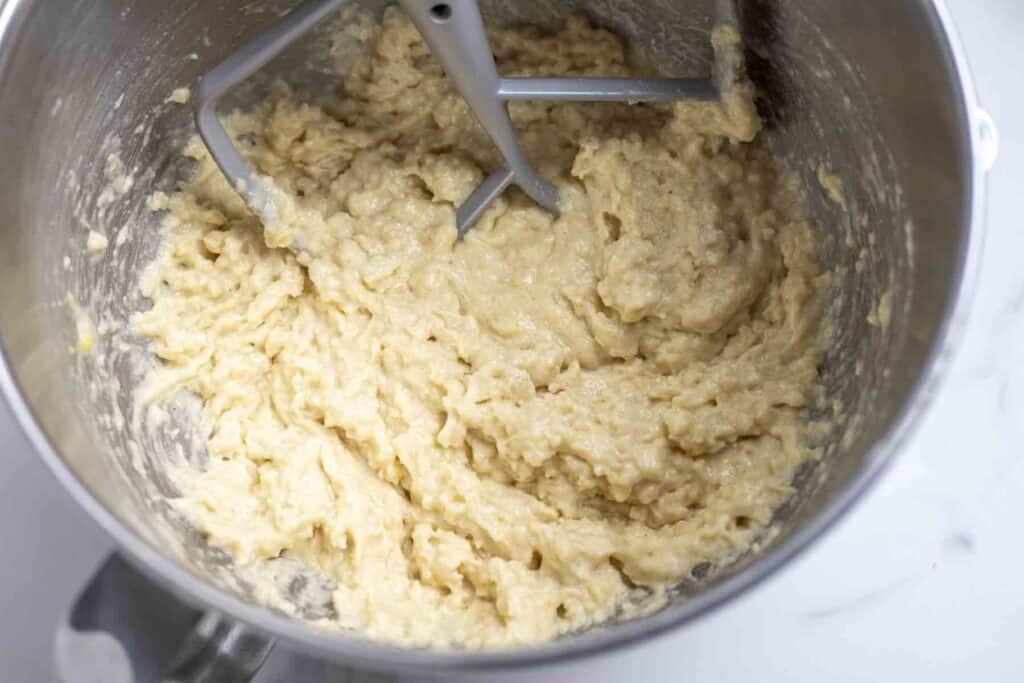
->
xmin=134 ymin=10 xmax=827 ymax=648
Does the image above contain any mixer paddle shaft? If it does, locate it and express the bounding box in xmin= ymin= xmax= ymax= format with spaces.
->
xmin=196 ymin=0 xmax=740 ymax=237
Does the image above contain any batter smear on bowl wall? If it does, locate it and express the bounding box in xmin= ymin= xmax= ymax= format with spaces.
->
xmin=133 ymin=9 xmax=829 ymax=648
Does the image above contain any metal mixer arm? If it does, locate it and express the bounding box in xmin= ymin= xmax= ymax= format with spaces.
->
xmin=196 ymin=0 xmax=738 ymax=237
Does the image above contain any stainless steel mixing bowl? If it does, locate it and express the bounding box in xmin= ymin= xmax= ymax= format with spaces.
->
xmin=0 ymin=0 xmax=991 ymax=676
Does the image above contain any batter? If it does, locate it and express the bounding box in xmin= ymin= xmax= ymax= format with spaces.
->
xmin=134 ymin=10 xmax=827 ymax=648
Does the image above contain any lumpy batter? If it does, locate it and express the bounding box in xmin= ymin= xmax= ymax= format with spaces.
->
xmin=134 ymin=10 xmax=827 ymax=648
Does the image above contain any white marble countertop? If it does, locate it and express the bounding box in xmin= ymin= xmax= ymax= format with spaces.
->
xmin=3 ymin=0 xmax=1022 ymax=680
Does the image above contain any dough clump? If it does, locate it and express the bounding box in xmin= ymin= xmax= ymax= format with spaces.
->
xmin=135 ymin=10 xmax=826 ymax=648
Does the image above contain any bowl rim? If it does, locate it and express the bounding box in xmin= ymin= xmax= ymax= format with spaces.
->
xmin=0 ymin=0 xmax=989 ymax=673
